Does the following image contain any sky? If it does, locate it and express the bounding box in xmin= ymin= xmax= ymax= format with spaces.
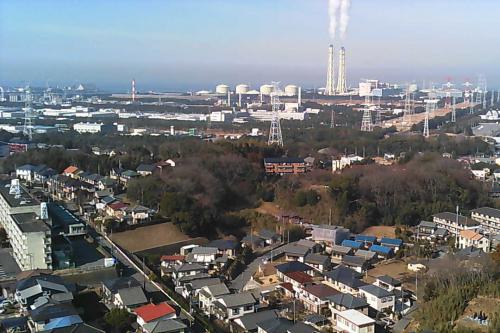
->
xmin=1 ymin=0 xmax=499 ymax=91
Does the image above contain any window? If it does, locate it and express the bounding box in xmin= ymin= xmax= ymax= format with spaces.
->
xmin=244 ymin=305 xmax=253 ymax=311
xmin=232 ymin=308 xmax=239 ymax=315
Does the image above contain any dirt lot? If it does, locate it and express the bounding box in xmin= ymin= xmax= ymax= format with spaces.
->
xmin=361 ymin=226 xmax=396 ymax=238
xmin=255 ymin=202 xmax=281 ymax=217
xmin=365 ymin=259 xmax=416 ymax=291
xmin=111 ymin=223 xmax=193 ymax=253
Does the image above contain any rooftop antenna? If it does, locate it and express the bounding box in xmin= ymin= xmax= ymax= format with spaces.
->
xmin=268 ymin=82 xmax=283 ymax=146
xmin=23 ymin=89 xmax=34 ymax=141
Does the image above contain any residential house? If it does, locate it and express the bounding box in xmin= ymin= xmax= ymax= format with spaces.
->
xmin=233 ymin=309 xmax=280 ymax=333
xmin=335 ymin=309 xmax=375 ymax=333
xmin=311 ymin=225 xmax=350 ymax=246
xmin=354 ymin=235 xmax=377 ymax=248
xmin=275 ymin=261 xmax=314 ymax=280
xmin=207 ymin=239 xmax=239 ymax=258
xmin=186 ymin=247 xmax=218 ymax=265
xmin=97 ymin=177 xmax=117 ymax=190
xmin=15 ymin=274 xmax=73 ymax=310
xmin=353 ymin=250 xmax=377 ymax=264
xmin=135 ymin=303 xmax=177 ymax=328
xmin=110 ymin=167 xmax=124 ymax=180
xmin=341 ymin=240 xmax=363 ymax=250
xmin=258 ymin=229 xmax=281 ymax=245
xmin=62 ymin=166 xmax=81 ymax=179
xmin=241 ymin=235 xmax=265 ymax=249
xmin=341 ymin=255 xmax=370 ymax=273
xmin=257 ymin=318 xmax=294 ymax=333
xmin=282 ymin=271 xmax=313 ymax=292
xmin=136 ymin=164 xmax=157 ymax=176
xmin=16 ymin=164 xmax=38 ymax=181
xmin=323 ymin=266 xmax=366 ymax=296
xmin=379 ymin=237 xmax=403 ymax=251
xmin=172 ymin=263 xmax=207 ymax=286
xmin=181 ymin=277 xmax=221 ymax=300
xmin=114 ymin=286 xmax=148 ymax=311
xmin=374 ymin=275 xmax=402 ymax=292
xmin=304 ymin=253 xmax=331 ymax=272
xmin=105 ymin=202 xmax=129 ymax=220
xmin=471 ymin=207 xmax=500 ymax=235
xmin=433 ymin=212 xmax=480 ymax=236
xmin=330 ymin=245 xmax=353 ymax=261
xmin=295 ymin=239 xmax=322 ymax=253
xmin=288 ymin=322 xmax=319 ymax=333
xmin=160 ymin=255 xmax=185 ymax=277
xmin=358 ymin=284 xmax=395 ymax=314
xmin=130 ymin=205 xmax=151 ymax=224
xmin=212 ymin=292 xmax=258 ymax=321
xmin=141 ymin=320 xmax=187 ymax=333
xmin=120 ymin=170 xmax=139 ymax=184
xmin=326 ymin=292 xmax=369 ymax=322
xmin=457 ymin=230 xmax=490 ymax=252
xmin=297 ymin=283 xmax=339 ymax=314
xmin=38 ymin=323 xmax=105 ymax=333
xmin=369 ymin=245 xmax=394 ymax=259
xmin=281 ymin=244 xmax=310 ymax=262
xmin=198 ymin=283 xmax=231 ymax=315
xmin=28 ymin=302 xmax=82 ymax=332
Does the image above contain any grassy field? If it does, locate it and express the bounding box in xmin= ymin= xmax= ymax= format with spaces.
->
xmin=111 ymin=223 xmax=193 ymax=253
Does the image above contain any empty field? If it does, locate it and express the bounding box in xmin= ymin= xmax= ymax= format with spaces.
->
xmin=361 ymin=226 xmax=396 ymax=238
xmin=111 ymin=223 xmax=193 ymax=253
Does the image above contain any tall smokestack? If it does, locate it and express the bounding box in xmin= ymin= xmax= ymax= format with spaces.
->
xmin=336 ymin=47 xmax=347 ymax=94
xmin=325 ymin=45 xmax=335 ymax=95
xmin=298 ymin=87 xmax=302 ymax=106
xmin=132 ymin=79 xmax=136 ymax=102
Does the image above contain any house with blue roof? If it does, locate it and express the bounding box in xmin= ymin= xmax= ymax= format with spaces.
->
xmin=369 ymin=245 xmax=394 ymax=259
xmin=380 ymin=237 xmax=403 ymax=250
xmin=341 ymin=240 xmax=363 ymax=250
xmin=354 ymin=235 xmax=377 ymax=247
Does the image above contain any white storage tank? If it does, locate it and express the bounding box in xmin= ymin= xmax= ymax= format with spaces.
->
xmin=215 ymin=84 xmax=229 ymax=94
xmin=284 ymin=84 xmax=299 ymax=96
xmin=235 ymin=84 xmax=250 ymax=94
xmin=260 ymin=84 xmax=274 ymax=95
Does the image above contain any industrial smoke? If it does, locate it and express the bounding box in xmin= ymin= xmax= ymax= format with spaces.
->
xmin=328 ymin=0 xmax=351 ymax=40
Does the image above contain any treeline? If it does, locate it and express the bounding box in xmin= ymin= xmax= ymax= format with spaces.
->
xmin=328 ymin=153 xmax=491 ymax=232
xmin=415 ymin=256 xmax=500 ymax=333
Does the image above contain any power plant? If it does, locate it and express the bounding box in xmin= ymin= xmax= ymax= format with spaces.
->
xmin=336 ymin=46 xmax=347 ymax=94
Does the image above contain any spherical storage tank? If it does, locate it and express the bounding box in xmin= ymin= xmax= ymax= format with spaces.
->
xmin=235 ymin=84 xmax=249 ymax=94
xmin=215 ymin=84 xmax=229 ymax=94
xmin=260 ymin=84 xmax=274 ymax=95
xmin=284 ymin=84 xmax=298 ymax=96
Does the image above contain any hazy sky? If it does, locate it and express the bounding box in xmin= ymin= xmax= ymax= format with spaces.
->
xmin=1 ymin=0 xmax=499 ymax=91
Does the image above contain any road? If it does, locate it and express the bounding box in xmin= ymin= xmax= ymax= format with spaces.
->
xmin=89 ymin=227 xmax=198 ymax=326
xmin=230 ymin=243 xmax=287 ymax=291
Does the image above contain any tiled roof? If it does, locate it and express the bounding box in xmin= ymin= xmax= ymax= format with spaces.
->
xmin=284 ymin=271 xmax=313 ymax=284
xmin=303 ymin=283 xmax=338 ymax=299
xmin=63 ymin=166 xmax=79 ymax=174
xmin=135 ymin=303 xmax=176 ymax=323
xmin=459 ymin=229 xmax=484 ymax=241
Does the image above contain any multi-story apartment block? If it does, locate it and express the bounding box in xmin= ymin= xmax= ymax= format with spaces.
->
xmin=471 ymin=207 xmax=500 ymax=235
xmin=432 ymin=212 xmax=479 ymax=236
xmin=0 ymin=180 xmax=52 ymax=270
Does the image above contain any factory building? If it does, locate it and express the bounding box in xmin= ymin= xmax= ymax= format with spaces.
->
xmin=73 ymin=122 xmax=116 ymax=134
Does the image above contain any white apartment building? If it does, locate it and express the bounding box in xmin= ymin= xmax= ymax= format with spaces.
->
xmin=471 ymin=207 xmax=500 ymax=235
xmin=432 ymin=212 xmax=479 ymax=236
xmin=0 ymin=180 xmax=52 ymax=270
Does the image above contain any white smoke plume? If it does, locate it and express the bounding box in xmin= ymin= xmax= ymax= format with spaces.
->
xmin=339 ymin=0 xmax=351 ymax=39
xmin=328 ymin=0 xmax=341 ymax=41
xmin=328 ymin=0 xmax=351 ymax=41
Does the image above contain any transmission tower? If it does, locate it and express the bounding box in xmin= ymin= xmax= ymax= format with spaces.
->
xmin=374 ymin=109 xmax=382 ymax=127
xmin=330 ymin=109 xmax=335 ymax=128
xmin=451 ymin=96 xmax=456 ymax=123
xmin=268 ymin=83 xmax=283 ymax=146
xmin=23 ymin=90 xmax=34 ymax=141
xmin=423 ymin=99 xmax=437 ymax=138
xmin=360 ymin=108 xmax=373 ymax=132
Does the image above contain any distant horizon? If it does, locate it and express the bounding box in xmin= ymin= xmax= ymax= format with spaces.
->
xmin=1 ymin=0 xmax=500 ymax=90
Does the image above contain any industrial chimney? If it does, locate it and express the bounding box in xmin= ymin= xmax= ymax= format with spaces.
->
xmin=325 ymin=45 xmax=335 ymax=95
xmin=336 ymin=47 xmax=347 ymax=94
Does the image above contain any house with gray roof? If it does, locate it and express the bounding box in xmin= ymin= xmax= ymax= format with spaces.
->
xmin=341 ymin=255 xmax=370 ymax=273
xmin=358 ymin=284 xmax=395 ymax=313
xmin=323 ymin=266 xmax=366 ymax=295
xmin=15 ymin=274 xmax=72 ymax=310
xmin=198 ymin=283 xmax=231 ymax=315
xmin=233 ymin=309 xmax=279 ymax=332
xmin=304 ymin=253 xmax=331 ymax=272
xmin=375 ymin=275 xmax=402 ymax=291
xmin=142 ymin=319 xmax=187 ymax=333
xmin=212 ymin=292 xmax=258 ymax=321
xmin=326 ymin=292 xmax=369 ymax=322
xmin=330 ymin=245 xmax=353 ymax=261
xmin=114 ymin=286 xmax=148 ymax=310
xmin=172 ymin=263 xmax=207 ymax=285
xmin=180 ymin=277 xmax=220 ymax=300
xmin=471 ymin=206 xmax=500 ymax=235
xmin=287 ymin=322 xmax=319 ymax=333
xmin=433 ymin=212 xmax=479 ymax=236
xmin=257 ymin=318 xmax=294 ymax=333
